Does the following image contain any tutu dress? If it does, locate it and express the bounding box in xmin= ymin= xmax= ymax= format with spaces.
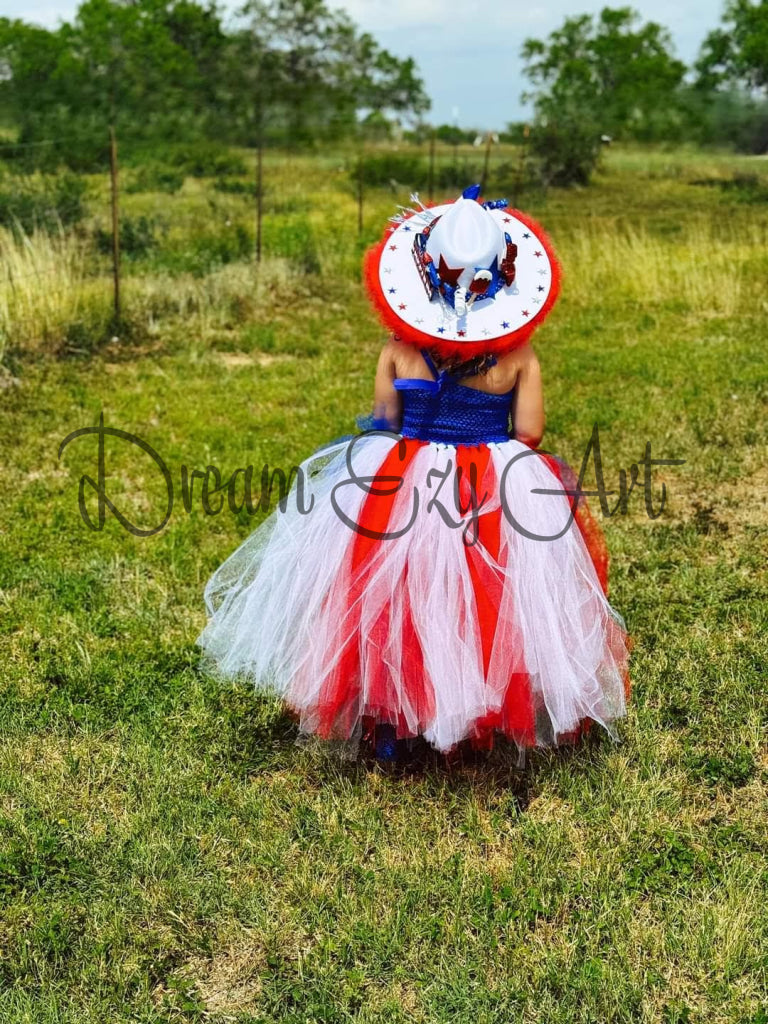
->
xmin=196 ymin=186 xmax=631 ymax=760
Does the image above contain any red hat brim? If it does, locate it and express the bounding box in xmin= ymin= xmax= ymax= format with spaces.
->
xmin=363 ymin=202 xmax=562 ymax=359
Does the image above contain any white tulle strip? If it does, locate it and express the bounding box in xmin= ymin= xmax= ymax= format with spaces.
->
xmin=197 ymin=435 xmax=628 ymax=753
xmin=486 ymin=443 xmax=627 ymax=741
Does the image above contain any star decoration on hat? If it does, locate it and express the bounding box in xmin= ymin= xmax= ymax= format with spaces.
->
xmin=437 ymin=255 xmax=463 ymax=288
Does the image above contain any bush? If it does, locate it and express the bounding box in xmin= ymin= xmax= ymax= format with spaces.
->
xmin=214 ymin=177 xmax=257 ymax=196
xmin=0 ymin=172 xmax=88 ymax=233
xmin=488 ymin=161 xmax=530 ymax=204
xmin=263 ymin=217 xmax=321 ymax=275
xmin=527 ymin=117 xmax=603 ymax=188
xmin=121 ymin=142 xmax=248 ymax=178
xmin=171 ymin=144 xmax=248 ymax=178
xmin=434 ymin=124 xmax=477 ymax=145
xmin=690 ymin=173 xmax=768 ymax=204
xmin=435 ymin=161 xmax=483 ymax=190
xmin=697 ymin=90 xmax=768 ymax=154
xmin=142 ymin=223 xmax=253 ymax=277
xmin=0 ymin=129 xmax=109 ymax=174
xmin=94 ymin=215 xmax=159 ymax=259
xmin=351 ymin=153 xmax=427 ymax=189
xmin=125 ymin=164 xmax=185 ymax=194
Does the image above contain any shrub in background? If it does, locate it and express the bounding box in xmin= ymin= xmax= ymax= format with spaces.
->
xmin=125 ymin=164 xmax=185 ymax=195
xmin=169 ymin=144 xmax=248 ymax=178
xmin=350 ymin=153 xmax=427 ymax=190
xmin=0 ymin=172 xmax=88 ymax=233
xmin=527 ymin=116 xmax=603 ymax=188
xmin=94 ymin=216 xmax=159 ymax=260
xmin=122 ymin=142 xmax=248 ymax=178
xmin=214 ymin=178 xmax=257 ymax=196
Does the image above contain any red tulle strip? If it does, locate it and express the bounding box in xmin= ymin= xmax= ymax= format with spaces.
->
xmin=315 ymin=438 xmax=435 ymax=738
xmin=452 ymin=445 xmax=537 ymax=751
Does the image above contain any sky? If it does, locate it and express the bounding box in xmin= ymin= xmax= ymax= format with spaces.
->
xmin=1 ymin=0 xmax=726 ymax=128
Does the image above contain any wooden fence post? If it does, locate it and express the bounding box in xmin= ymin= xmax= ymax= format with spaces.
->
xmin=514 ymin=123 xmax=530 ymax=207
xmin=109 ymin=125 xmax=121 ymax=322
xmin=357 ymin=150 xmax=364 ymax=236
xmin=480 ymin=131 xmax=493 ymax=194
xmin=428 ymin=130 xmax=435 ymax=203
xmin=255 ymin=134 xmax=263 ymax=264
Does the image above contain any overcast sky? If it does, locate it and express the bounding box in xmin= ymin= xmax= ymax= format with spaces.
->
xmin=2 ymin=0 xmax=726 ymax=127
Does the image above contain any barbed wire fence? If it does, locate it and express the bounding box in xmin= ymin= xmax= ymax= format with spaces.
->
xmin=0 ymin=126 xmax=529 ymax=350
xmin=0 ymin=132 xmax=113 ymax=342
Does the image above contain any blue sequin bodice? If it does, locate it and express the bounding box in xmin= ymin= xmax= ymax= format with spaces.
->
xmin=393 ymin=350 xmax=513 ymax=445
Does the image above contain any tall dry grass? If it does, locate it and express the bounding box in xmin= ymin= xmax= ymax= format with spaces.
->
xmin=0 ymin=221 xmax=298 ymax=361
xmin=122 ymin=257 xmax=296 ymax=332
xmin=2 ymin=197 xmax=767 ymax=364
xmin=0 ymin=220 xmax=109 ymax=360
xmin=558 ymin=216 xmax=768 ymax=317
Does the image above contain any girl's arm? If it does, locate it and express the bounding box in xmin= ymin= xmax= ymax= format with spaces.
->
xmin=510 ymin=347 xmax=545 ymax=447
xmin=372 ymin=340 xmax=403 ymax=431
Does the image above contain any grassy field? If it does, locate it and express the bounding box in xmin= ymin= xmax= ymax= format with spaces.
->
xmin=0 ymin=144 xmax=767 ymax=1023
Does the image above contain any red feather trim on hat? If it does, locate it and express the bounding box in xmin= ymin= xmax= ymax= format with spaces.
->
xmin=362 ymin=204 xmax=562 ymax=359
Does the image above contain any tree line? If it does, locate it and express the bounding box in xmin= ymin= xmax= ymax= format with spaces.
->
xmin=0 ymin=0 xmax=766 ymax=176
xmin=518 ymin=2 xmax=768 ymax=184
xmin=0 ymin=0 xmax=430 ymax=168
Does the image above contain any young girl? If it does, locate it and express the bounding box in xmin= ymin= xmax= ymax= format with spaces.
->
xmin=197 ymin=186 xmax=631 ymax=763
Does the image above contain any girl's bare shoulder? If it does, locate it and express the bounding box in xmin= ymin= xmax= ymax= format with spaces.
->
xmin=376 ymin=335 xmax=403 ymax=372
xmin=474 ymin=344 xmax=539 ymax=393
xmin=378 ymin=335 xmax=410 ymax=363
xmin=504 ymin=344 xmax=541 ymax=379
xmin=498 ymin=344 xmax=539 ymax=372
xmin=386 ymin=336 xmax=433 ymax=378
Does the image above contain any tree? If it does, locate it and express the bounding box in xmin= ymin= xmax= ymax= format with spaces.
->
xmin=434 ymin=124 xmax=475 ymax=146
xmin=679 ymin=83 xmax=768 ymax=152
xmin=696 ymin=0 xmax=768 ymax=92
xmin=0 ymin=0 xmax=227 ymax=167
xmin=521 ymin=7 xmax=687 ymax=143
xmin=231 ymin=0 xmax=430 ymax=146
xmin=0 ymin=0 xmax=430 ymax=164
xmin=0 ymin=19 xmax=70 ymax=141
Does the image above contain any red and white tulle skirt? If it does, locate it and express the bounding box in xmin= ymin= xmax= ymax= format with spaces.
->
xmin=196 ymin=434 xmax=631 ymax=757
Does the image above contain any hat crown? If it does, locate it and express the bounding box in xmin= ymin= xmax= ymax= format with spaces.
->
xmin=425 ymin=196 xmax=505 ymax=288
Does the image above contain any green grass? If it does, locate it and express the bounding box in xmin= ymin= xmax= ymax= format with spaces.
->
xmin=0 ymin=144 xmax=767 ymax=1022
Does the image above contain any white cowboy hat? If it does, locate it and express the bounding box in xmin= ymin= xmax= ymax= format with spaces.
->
xmin=364 ymin=184 xmax=562 ymax=358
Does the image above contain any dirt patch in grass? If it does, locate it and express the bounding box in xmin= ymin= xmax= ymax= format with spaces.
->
xmin=216 ymin=350 xmax=293 ymax=369
xmin=183 ymin=939 xmax=265 ymax=1017
xmin=663 ymin=463 xmax=768 ymax=538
